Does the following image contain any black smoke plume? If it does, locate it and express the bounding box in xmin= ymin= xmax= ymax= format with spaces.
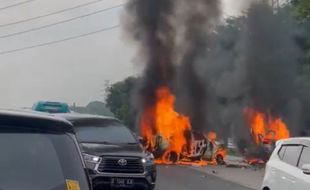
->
xmin=124 ymin=0 xmax=309 ymax=154
xmin=123 ymin=0 xmax=176 ymax=120
xmin=241 ymin=3 xmax=299 ymax=117
xmin=124 ymin=0 xmax=222 ymax=133
xmin=196 ymin=2 xmax=305 ymax=150
xmin=175 ymin=0 xmax=221 ymax=132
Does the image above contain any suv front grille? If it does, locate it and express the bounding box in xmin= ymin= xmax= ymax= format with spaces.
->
xmin=98 ymin=157 xmax=144 ymax=174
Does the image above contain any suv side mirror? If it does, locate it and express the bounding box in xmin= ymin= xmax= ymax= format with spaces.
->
xmin=302 ymin=164 xmax=310 ymax=175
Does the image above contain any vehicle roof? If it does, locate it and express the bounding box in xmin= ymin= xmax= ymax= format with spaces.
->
xmin=53 ymin=113 xmax=119 ymax=122
xmin=35 ymin=101 xmax=68 ymax=105
xmin=0 ymin=109 xmax=73 ymax=133
xmin=279 ymin=137 xmax=310 ymax=147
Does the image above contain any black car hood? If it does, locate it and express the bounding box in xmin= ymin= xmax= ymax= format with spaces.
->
xmin=80 ymin=142 xmax=146 ymax=158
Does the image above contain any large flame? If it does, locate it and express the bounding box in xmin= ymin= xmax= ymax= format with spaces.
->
xmin=139 ymin=86 xmax=191 ymax=162
xmin=244 ymin=107 xmax=290 ymax=145
xmin=139 ymin=86 xmax=227 ymax=165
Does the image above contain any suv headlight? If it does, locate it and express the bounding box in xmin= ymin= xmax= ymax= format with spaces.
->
xmin=83 ymin=153 xmax=101 ymax=170
xmin=142 ymin=153 xmax=155 ymax=165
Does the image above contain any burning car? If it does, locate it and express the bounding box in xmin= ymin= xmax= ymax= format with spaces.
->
xmin=139 ymin=86 xmax=226 ymax=165
xmin=242 ymin=107 xmax=290 ymax=164
xmin=244 ymin=107 xmax=290 ymax=146
xmin=141 ymin=131 xmax=226 ymax=165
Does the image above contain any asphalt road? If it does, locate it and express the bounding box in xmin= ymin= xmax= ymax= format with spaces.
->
xmin=155 ymin=165 xmax=252 ymax=190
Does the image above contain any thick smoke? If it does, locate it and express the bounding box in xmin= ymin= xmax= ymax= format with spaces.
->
xmin=197 ymin=2 xmax=305 ymax=147
xmin=124 ymin=0 xmax=222 ymax=133
xmin=239 ymin=3 xmax=303 ymax=137
xmin=124 ymin=0 xmax=309 ymax=152
xmin=175 ymin=0 xmax=221 ymax=132
xmin=241 ymin=4 xmax=299 ymax=117
xmin=123 ymin=0 xmax=176 ymax=120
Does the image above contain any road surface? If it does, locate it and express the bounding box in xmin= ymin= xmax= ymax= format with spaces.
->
xmin=155 ymin=165 xmax=253 ymax=190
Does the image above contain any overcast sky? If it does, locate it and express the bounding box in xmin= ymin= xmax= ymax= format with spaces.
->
xmin=0 ymin=0 xmax=251 ymax=109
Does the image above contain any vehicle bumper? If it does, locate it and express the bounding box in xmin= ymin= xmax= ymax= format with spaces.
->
xmin=91 ymin=169 xmax=156 ymax=189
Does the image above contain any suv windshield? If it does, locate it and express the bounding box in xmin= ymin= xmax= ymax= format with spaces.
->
xmin=0 ymin=128 xmax=89 ymax=190
xmin=74 ymin=120 xmax=137 ymax=144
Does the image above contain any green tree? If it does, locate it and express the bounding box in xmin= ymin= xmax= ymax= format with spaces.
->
xmin=281 ymin=1 xmax=310 ymax=84
xmin=292 ymin=0 xmax=310 ymax=20
xmin=105 ymin=77 xmax=138 ymax=130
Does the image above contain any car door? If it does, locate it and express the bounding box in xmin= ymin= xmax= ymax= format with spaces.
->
xmin=278 ymin=145 xmax=303 ymax=190
xmin=265 ymin=145 xmax=287 ymax=190
xmin=296 ymin=146 xmax=310 ymax=190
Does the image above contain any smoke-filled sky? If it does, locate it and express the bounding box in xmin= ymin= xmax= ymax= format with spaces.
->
xmin=0 ymin=0 xmax=251 ymax=108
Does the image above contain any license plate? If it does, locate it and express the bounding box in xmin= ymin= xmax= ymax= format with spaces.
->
xmin=111 ymin=178 xmax=134 ymax=187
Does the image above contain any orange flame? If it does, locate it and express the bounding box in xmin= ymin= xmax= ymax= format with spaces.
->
xmin=206 ymin=131 xmax=217 ymax=143
xmin=140 ymin=86 xmax=227 ymax=165
xmin=244 ymin=107 xmax=290 ymax=145
xmin=139 ymin=86 xmax=191 ymax=162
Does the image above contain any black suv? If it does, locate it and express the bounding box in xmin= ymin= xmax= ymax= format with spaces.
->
xmin=57 ymin=113 xmax=157 ymax=190
xmin=0 ymin=110 xmax=91 ymax=190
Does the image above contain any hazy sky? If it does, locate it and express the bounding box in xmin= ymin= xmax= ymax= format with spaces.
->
xmin=0 ymin=0 xmax=250 ymax=109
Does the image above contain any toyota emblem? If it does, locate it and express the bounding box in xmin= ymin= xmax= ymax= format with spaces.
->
xmin=118 ymin=158 xmax=127 ymax=166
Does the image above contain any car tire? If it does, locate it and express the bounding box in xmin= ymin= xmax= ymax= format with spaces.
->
xmin=262 ymin=187 xmax=270 ymax=190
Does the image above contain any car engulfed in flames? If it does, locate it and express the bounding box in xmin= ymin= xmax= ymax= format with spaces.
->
xmin=244 ymin=107 xmax=290 ymax=146
xmin=242 ymin=107 xmax=291 ymax=165
xmin=139 ymin=86 xmax=226 ymax=165
xmin=138 ymin=86 xmax=292 ymax=166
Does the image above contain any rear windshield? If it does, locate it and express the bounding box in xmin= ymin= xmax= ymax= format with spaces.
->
xmin=74 ymin=120 xmax=137 ymax=144
xmin=0 ymin=129 xmax=89 ymax=190
xmin=34 ymin=103 xmax=70 ymax=113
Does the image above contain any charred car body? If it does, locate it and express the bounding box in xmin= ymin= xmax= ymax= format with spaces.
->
xmin=57 ymin=113 xmax=156 ymax=190
xmin=142 ymin=131 xmax=226 ymax=165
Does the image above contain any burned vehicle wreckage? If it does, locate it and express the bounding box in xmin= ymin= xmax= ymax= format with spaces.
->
xmin=141 ymin=131 xmax=226 ymax=165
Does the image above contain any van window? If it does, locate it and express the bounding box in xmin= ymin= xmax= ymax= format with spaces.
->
xmin=298 ymin=147 xmax=310 ymax=168
xmin=0 ymin=131 xmax=89 ymax=190
xmin=278 ymin=146 xmax=287 ymax=160
xmin=282 ymin=145 xmax=303 ymax=166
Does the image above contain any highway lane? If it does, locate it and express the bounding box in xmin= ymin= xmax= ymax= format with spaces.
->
xmin=155 ymin=165 xmax=253 ymax=190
